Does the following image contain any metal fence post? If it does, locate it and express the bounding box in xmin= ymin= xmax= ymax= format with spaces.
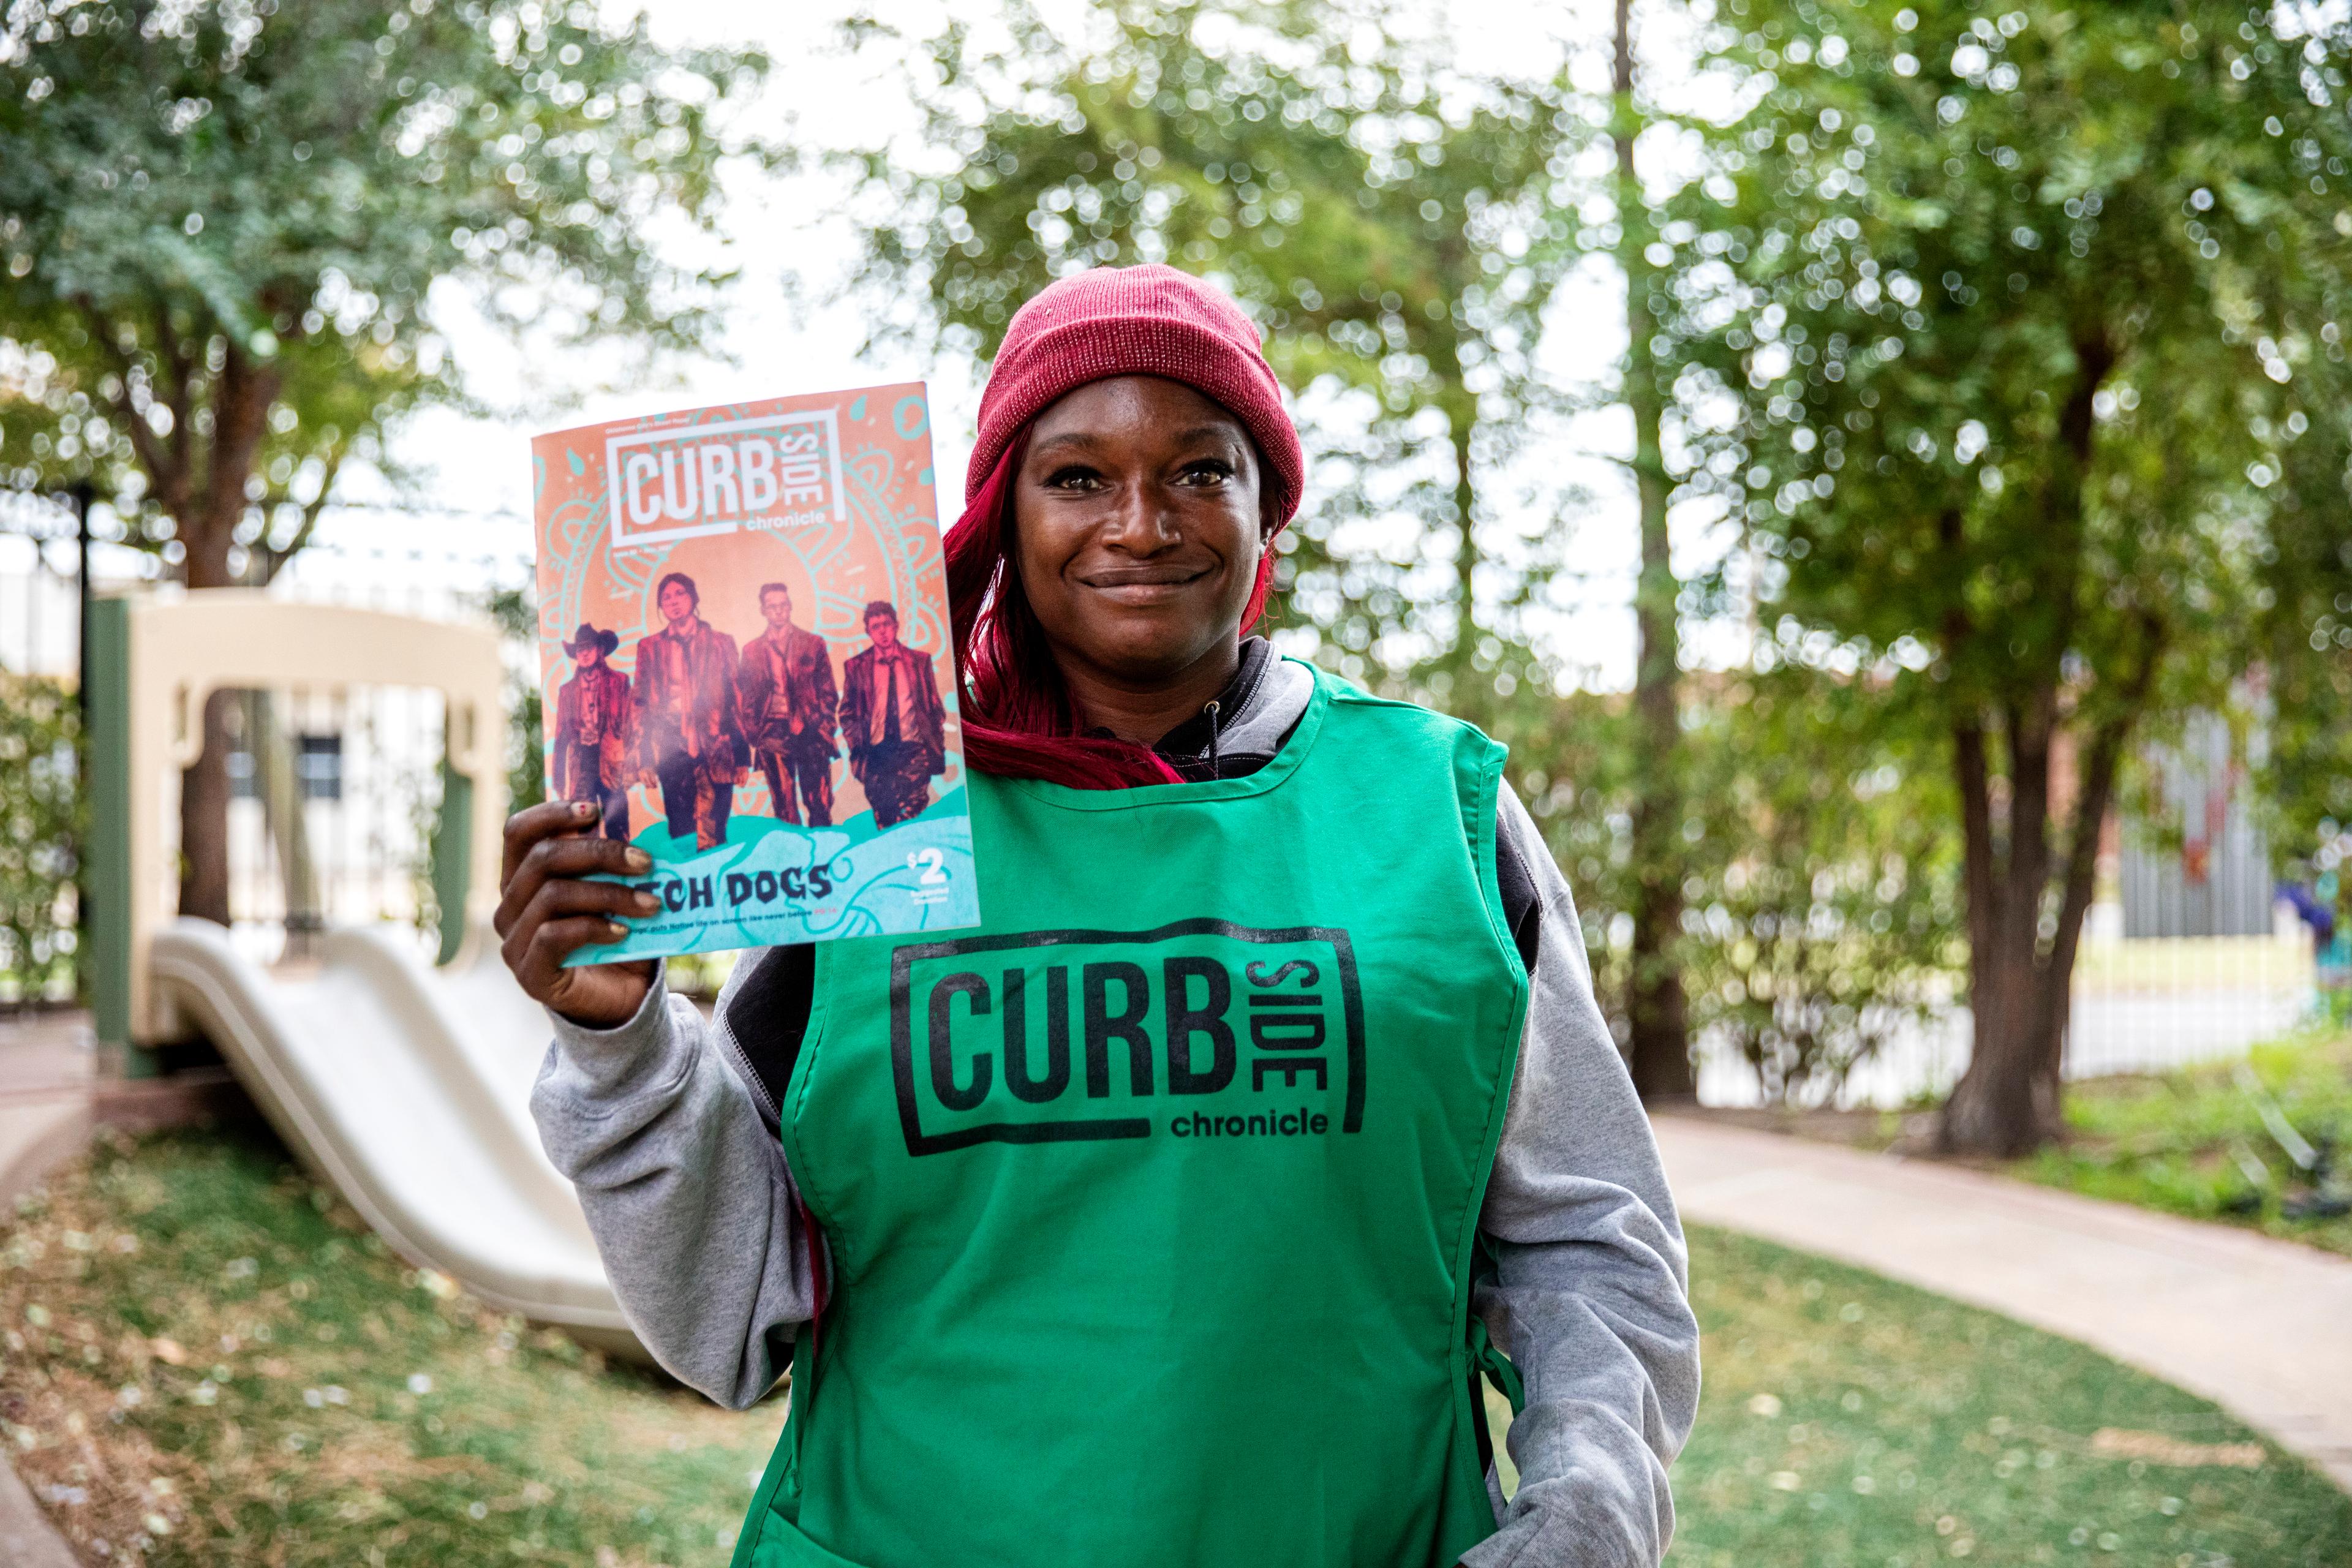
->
xmin=431 ymin=758 xmax=472 ymax=967
xmin=83 ymin=595 xmax=155 ymax=1076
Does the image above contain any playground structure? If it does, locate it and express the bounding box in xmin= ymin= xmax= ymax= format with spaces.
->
xmin=81 ymin=590 xmax=638 ymax=1352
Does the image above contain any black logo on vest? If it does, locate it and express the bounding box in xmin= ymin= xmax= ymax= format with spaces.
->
xmin=888 ymin=919 xmax=1365 ymax=1156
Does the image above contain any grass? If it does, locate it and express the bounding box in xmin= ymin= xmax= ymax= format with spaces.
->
xmin=1656 ymin=1227 xmax=2352 ymax=1567
xmin=0 ymin=1128 xmax=778 ymax=1566
xmin=2016 ymin=1027 xmax=2352 ymax=1259
xmin=4 ymin=1127 xmax=2348 ymax=1567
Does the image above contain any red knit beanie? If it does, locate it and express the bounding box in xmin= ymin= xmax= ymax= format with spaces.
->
xmin=965 ymin=263 xmax=1305 ymax=526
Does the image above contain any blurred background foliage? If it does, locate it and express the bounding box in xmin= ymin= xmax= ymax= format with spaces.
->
xmin=820 ymin=0 xmax=2351 ymax=1140
xmin=845 ymin=0 xmax=1584 ymax=680
xmin=0 ymin=674 xmax=79 ymax=1007
xmin=2 ymin=0 xmax=2348 ymax=1139
xmin=0 ymin=0 xmax=774 ymax=928
xmin=484 ymin=586 xmax=548 ymax=821
xmin=1516 ymin=665 xmax=1960 ymax=1106
xmin=0 ymin=0 xmax=767 ymax=575
xmin=1672 ymin=0 xmax=2352 ymax=1148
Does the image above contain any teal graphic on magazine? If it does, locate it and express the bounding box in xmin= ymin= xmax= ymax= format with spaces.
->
xmin=531 ymin=382 xmax=981 ymax=962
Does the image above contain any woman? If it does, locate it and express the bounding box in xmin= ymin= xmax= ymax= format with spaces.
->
xmin=498 ymin=265 xmax=1698 ymax=1568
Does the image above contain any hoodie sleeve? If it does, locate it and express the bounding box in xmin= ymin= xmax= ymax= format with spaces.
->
xmin=527 ymin=962 xmax=816 ymax=1410
xmin=1460 ymin=782 xmax=1702 ymax=1568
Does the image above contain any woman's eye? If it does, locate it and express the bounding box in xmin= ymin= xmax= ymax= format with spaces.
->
xmin=1178 ymin=460 xmax=1234 ymax=485
xmin=1044 ymin=466 xmax=1103 ymax=491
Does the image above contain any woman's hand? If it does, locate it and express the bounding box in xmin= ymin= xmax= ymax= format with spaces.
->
xmin=496 ymin=800 xmax=661 ymax=1028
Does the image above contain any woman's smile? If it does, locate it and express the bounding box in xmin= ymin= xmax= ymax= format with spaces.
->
xmin=1077 ymin=562 xmax=1216 ymax=601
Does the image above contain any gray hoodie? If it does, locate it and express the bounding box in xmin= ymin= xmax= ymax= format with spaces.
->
xmin=529 ymin=657 xmax=1700 ymax=1568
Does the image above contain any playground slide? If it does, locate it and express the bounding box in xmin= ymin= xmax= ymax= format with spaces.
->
xmin=149 ymin=918 xmax=644 ymax=1359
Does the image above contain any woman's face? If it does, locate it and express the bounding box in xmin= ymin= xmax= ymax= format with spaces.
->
xmin=1013 ymin=375 xmax=1267 ymax=687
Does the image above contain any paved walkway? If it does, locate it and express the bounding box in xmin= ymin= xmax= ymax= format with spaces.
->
xmin=0 ymin=1012 xmax=96 ymax=1208
xmin=1654 ymin=1114 xmax=2352 ymax=1491
xmin=0 ymin=1013 xmax=94 ymax=1568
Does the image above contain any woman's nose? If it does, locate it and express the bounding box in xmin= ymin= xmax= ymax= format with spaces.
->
xmin=1099 ymin=483 xmax=1182 ymax=551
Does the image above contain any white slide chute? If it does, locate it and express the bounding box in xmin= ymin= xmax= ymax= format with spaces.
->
xmin=151 ymin=918 xmax=642 ymax=1357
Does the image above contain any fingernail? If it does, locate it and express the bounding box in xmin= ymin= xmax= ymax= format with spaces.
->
xmin=634 ymin=892 xmax=660 ymax=914
xmin=624 ymin=848 xmax=652 ymax=872
xmin=606 ymin=921 xmax=628 ymax=940
xmin=574 ymin=801 xmax=595 ymax=819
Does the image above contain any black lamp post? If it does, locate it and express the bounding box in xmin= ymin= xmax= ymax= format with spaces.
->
xmin=72 ymin=481 xmax=93 ymax=725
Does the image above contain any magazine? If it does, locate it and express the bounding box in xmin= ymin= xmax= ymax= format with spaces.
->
xmin=529 ymin=382 xmax=981 ymax=963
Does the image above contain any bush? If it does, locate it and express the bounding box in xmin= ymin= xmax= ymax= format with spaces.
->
xmin=1515 ymin=666 xmax=1961 ymax=1106
xmin=0 ymin=672 xmax=81 ymax=1006
xmin=1683 ymin=669 xmax=1961 ymax=1104
xmin=483 ymin=587 xmax=546 ymax=816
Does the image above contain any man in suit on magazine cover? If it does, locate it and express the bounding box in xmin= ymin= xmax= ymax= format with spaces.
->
xmin=737 ymin=582 xmax=839 ymax=827
xmin=840 ymin=599 xmax=946 ymax=829
xmin=633 ymin=571 xmax=745 ymax=852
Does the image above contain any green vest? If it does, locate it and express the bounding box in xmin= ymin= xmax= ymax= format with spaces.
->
xmin=733 ymin=666 xmax=1530 ymax=1568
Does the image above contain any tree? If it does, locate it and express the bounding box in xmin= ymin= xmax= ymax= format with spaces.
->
xmin=837 ymin=0 xmax=1581 ymax=692
xmin=1685 ymin=0 xmax=2352 ymax=1151
xmin=0 ymin=0 xmax=766 ymax=924
xmin=2259 ymin=371 xmax=2352 ymax=900
xmin=1610 ymin=0 xmax=1698 ymax=1099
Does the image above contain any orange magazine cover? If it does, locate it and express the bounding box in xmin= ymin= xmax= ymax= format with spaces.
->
xmin=530 ymin=383 xmax=979 ymax=962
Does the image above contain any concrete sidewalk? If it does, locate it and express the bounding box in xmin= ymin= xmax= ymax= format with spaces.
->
xmin=0 ymin=1013 xmax=98 ymax=1568
xmin=0 ymin=1012 xmax=96 ymax=1208
xmin=1654 ymin=1114 xmax=2352 ymax=1492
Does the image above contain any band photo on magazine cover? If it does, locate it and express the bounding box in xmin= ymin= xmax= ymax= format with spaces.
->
xmin=551 ymin=580 xmax=946 ymax=848
xmin=533 ymin=381 xmax=979 ymax=961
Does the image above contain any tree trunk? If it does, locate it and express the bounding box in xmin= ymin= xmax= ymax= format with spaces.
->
xmin=1939 ymin=337 xmax=2125 ymax=1155
xmin=1940 ymin=939 xmax=2063 ymax=1155
xmin=173 ymin=339 xmax=277 ymax=928
xmin=1940 ymin=693 xmax=2068 ymax=1154
xmin=178 ymin=691 xmax=238 ymax=927
xmin=176 ymin=533 xmax=239 ymax=927
xmin=1613 ymin=0 xmax=1692 ymax=1100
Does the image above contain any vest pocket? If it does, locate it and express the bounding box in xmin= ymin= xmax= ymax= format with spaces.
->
xmin=731 ymin=1330 xmax=816 ymax=1568
xmin=741 ymin=1513 xmax=876 ymax=1568
xmin=731 ymin=1425 xmax=797 ymax=1568
xmin=734 ymin=1504 xmax=884 ymax=1568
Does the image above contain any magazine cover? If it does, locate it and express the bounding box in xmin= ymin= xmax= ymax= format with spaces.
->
xmin=530 ymin=383 xmax=981 ymax=964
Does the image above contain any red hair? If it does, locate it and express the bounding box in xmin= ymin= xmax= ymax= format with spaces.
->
xmin=946 ymin=432 xmax=1280 ymax=791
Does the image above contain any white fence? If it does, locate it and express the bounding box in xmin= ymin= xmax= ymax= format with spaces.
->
xmin=1697 ymin=917 xmax=2321 ymax=1109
